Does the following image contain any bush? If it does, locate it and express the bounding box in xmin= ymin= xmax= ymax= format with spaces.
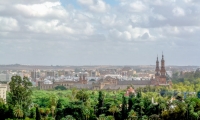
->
xmin=55 ymin=86 xmax=67 ymax=90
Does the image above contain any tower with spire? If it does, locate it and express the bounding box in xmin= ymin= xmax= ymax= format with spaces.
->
xmin=155 ymin=55 xmax=160 ymax=76
xmin=151 ymin=53 xmax=168 ymax=86
xmin=159 ymin=53 xmax=167 ymax=84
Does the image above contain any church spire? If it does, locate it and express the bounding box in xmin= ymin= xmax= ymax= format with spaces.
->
xmin=155 ymin=55 xmax=160 ymax=76
xmin=160 ymin=52 xmax=166 ymax=77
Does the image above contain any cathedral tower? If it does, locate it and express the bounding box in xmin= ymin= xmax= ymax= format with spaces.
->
xmin=160 ymin=53 xmax=166 ymax=77
xmin=159 ymin=53 xmax=166 ymax=84
xmin=155 ymin=55 xmax=160 ymax=76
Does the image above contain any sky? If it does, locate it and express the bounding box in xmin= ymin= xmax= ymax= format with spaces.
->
xmin=0 ymin=0 xmax=200 ymax=66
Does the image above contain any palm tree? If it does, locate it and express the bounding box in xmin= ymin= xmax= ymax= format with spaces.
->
xmin=64 ymin=115 xmax=76 ymax=120
xmin=108 ymin=105 xmax=119 ymax=117
xmin=13 ymin=104 xmax=24 ymax=118
xmin=45 ymin=108 xmax=51 ymax=118
xmin=49 ymin=95 xmax=58 ymax=118
xmin=83 ymin=108 xmax=90 ymax=120
xmin=106 ymin=115 xmax=114 ymax=120
xmin=71 ymin=88 xmax=77 ymax=101
xmin=149 ymin=114 xmax=159 ymax=120
xmin=51 ymin=105 xmax=56 ymax=118
xmin=98 ymin=114 xmax=107 ymax=120
xmin=128 ymin=110 xmax=137 ymax=120
xmin=139 ymin=101 xmax=144 ymax=118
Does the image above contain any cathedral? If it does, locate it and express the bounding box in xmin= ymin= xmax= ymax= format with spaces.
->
xmin=151 ymin=54 xmax=172 ymax=86
xmin=38 ymin=54 xmax=172 ymax=90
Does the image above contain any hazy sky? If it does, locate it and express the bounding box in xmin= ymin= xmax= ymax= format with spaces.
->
xmin=0 ymin=0 xmax=200 ymax=66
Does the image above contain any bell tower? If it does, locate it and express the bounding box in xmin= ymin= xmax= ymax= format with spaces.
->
xmin=155 ymin=55 xmax=160 ymax=77
xmin=159 ymin=53 xmax=166 ymax=84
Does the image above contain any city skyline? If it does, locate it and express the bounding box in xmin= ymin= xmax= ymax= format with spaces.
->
xmin=1 ymin=0 xmax=200 ymax=66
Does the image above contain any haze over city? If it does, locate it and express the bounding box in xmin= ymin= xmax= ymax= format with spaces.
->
xmin=1 ymin=0 xmax=200 ymax=66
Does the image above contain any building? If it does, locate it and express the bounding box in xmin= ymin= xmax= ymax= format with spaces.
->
xmin=38 ymin=54 xmax=171 ymax=90
xmin=0 ymin=74 xmax=13 ymax=82
xmin=38 ymin=74 xmax=88 ymax=90
xmin=92 ymin=76 xmax=151 ymax=90
xmin=0 ymin=84 xmax=7 ymax=102
xmin=151 ymin=54 xmax=172 ymax=86
xmin=31 ymin=70 xmax=40 ymax=81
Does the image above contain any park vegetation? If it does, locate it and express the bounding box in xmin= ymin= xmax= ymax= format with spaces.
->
xmin=1 ymin=69 xmax=200 ymax=120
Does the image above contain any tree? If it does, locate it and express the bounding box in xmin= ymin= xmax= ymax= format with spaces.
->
xmin=108 ymin=104 xmax=119 ymax=117
xmin=13 ymin=104 xmax=24 ymax=118
xmin=121 ymin=95 xmax=128 ymax=120
xmin=128 ymin=96 xmax=133 ymax=112
xmin=106 ymin=115 xmax=115 ymax=120
xmin=97 ymin=91 xmax=104 ymax=117
xmin=128 ymin=110 xmax=137 ymax=120
xmin=76 ymin=89 xmax=89 ymax=102
xmin=8 ymin=75 xmax=32 ymax=118
xmin=83 ymin=108 xmax=90 ymax=120
xmin=149 ymin=114 xmax=159 ymax=120
xmin=55 ymin=99 xmax=64 ymax=120
xmin=98 ymin=114 xmax=107 ymax=120
xmin=63 ymin=115 xmax=76 ymax=120
xmin=194 ymin=69 xmax=200 ymax=78
xmin=36 ymin=107 xmax=41 ymax=120
xmin=55 ymin=85 xmax=67 ymax=90
xmin=197 ymin=91 xmax=200 ymax=99
xmin=49 ymin=95 xmax=58 ymax=118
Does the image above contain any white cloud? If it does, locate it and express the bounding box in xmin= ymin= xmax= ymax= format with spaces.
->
xmin=77 ymin=0 xmax=93 ymax=5
xmin=130 ymin=1 xmax=147 ymax=12
xmin=78 ymin=0 xmax=109 ymax=12
xmin=172 ymin=7 xmax=185 ymax=17
xmin=109 ymin=29 xmax=132 ymax=41
xmin=15 ymin=2 xmax=68 ymax=18
xmin=0 ymin=0 xmax=200 ymax=65
xmin=84 ymin=22 xmax=94 ymax=35
xmin=26 ymin=20 xmax=74 ymax=34
xmin=0 ymin=17 xmax=19 ymax=31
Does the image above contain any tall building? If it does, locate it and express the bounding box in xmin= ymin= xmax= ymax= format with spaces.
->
xmin=0 ymin=74 xmax=12 ymax=82
xmin=151 ymin=54 xmax=171 ymax=86
xmin=31 ymin=70 xmax=40 ymax=80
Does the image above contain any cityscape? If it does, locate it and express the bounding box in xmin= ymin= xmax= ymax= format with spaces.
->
xmin=1 ymin=0 xmax=200 ymax=120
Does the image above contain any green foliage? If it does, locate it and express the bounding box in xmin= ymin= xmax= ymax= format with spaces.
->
xmin=8 ymin=75 xmax=32 ymax=118
xmin=36 ymin=107 xmax=41 ymax=120
xmin=63 ymin=101 xmax=85 ymax=119
xmin=197 ymin=91 xmax=200 ymax=99
xmin=4 ymin=74 xmax=200 ymax=120
xmin=76 ymin=89 xmax=89 ymax=102
xmin=13 ymin=104 xmax=24 ymax=118
xmin=55 ymin=85 xmax=67 ymax=90
xmin=97 ymin=91 xmax=104 ymax=117
xmin=194 ymin=69 xmax=200 ymax=78
xmin=0 ymin=102 xmax=14 ymax=119
xmin=121 ymin=95 xmax=128 ymax=120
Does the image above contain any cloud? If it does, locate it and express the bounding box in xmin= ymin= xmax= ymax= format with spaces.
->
xmin=172 ymin=7 xmax=185 ymax=17
xmin=140 ymin=32 xmax=150 ymax=39
xmin=0 ymin=0 xmax=200 ymax=65
xmin=0 ymin=17 xmax=19 ymax=31
xmin=109 ymin=29 xmax=131 ymax=41
xmin=78 ymin=0 xmax=110 ymax=12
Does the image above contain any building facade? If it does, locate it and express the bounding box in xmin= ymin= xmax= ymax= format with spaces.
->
xmin=0 ymin=84 xmax=7 ymax=102
xmin=38 ymin=54 xmax=172 ymax=90
xmin=151 ymin=54 xmax=172 ymax=86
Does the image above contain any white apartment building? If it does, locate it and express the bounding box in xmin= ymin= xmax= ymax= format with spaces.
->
xmin=0 ymin=73 xmax=24 ymax=82
xmin=0 ymin=84 xmax=7 ymax=102
xmin=0 ymin=74 xmax=12 ymax=82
